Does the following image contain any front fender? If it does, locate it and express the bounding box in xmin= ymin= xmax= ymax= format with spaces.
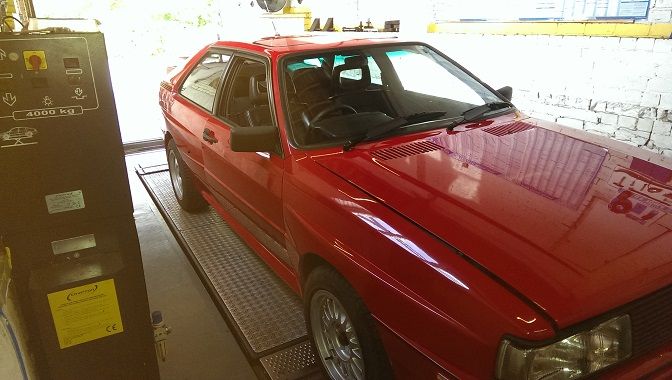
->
xmin=282 ymin=155 xmax=555 ymax=378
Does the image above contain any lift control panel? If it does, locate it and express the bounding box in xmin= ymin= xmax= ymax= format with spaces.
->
xmin=0 ymin=36 xmax=98 ymax=120
xmin=0 ymin=32 xmax=159 ymax=379
xmin=0 ymin=33 xmax=131 ymax=239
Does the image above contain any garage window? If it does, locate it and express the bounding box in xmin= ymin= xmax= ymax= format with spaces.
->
xmin=180 ymin=52 xmax=231 ymax=111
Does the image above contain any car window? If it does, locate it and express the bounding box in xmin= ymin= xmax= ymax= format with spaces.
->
xmin=180 ymin=52 xmax=231 ymax=111
xmin=368 ymin=57 xmax=382 ymax=85
xmin=386 ymin=48 xmax=494 ymax=104
xmin=334 ymin=55 xmax=382 ymax=85
xmin=221 ymin=58 xmax=273 ymax=128
xmin=282 ymin=43 xmax=508 ymax=149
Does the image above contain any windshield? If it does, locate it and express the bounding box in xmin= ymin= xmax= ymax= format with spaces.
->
xmin=282 ymin=43 xmax=508 ymax=148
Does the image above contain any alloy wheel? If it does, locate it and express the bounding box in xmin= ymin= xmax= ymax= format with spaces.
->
xmin=310 ymin=290 xmax=365 ymax=380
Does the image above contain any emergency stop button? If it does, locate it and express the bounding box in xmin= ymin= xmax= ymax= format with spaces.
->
xmin=23 ymin=51 xmax=48 ymax=71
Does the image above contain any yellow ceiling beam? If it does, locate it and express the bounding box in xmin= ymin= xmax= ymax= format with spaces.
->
xmin=428 ymin=22 xmax=672 ymax=39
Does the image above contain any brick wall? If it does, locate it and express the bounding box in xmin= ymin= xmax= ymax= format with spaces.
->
xmin=423 ymin=33 xmax=672 ymax=158
xmin=651 ymin=0 xmax=672 ymax=22
xmin=423 ymin=0 xmax=672 ymax=158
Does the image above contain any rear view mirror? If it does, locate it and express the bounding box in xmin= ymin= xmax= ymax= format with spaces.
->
xmin=497 ymin=86 xmax=513 ymax=101
xmin=230 ymin=125 xmax=281 ymax=155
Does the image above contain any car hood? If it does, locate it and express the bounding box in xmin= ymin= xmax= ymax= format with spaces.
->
xmin=313 ymin=113 xmax=672 ymax=328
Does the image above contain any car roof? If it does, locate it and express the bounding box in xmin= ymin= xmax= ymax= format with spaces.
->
xmin=210 ymin=33 xmax=403 ymax=55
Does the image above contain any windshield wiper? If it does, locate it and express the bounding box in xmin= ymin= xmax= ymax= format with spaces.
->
xmin=444 ymin=101 xmax=513 ymax=131
xmin=344 ymin=111 xmax=448 ymax=151
xmin=342 ymin=102 xmax=513 ymax=151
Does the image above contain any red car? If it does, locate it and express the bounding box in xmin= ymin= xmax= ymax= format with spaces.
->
xmin=159 ymin=35 xmax=672 ymax=379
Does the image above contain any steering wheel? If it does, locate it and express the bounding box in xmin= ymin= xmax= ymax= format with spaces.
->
xmin=310 ymin=103 xmax=357 ymax=126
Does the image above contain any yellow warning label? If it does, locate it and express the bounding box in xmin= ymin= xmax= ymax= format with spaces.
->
xmin=47 ymin=279 xmax=124 ymax=349
xmin=23 ymin=50 xmax=48 ymax=70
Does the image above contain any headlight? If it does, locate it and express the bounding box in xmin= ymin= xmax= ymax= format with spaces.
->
xmin=496 ymin=315 xmax=631 ymax=380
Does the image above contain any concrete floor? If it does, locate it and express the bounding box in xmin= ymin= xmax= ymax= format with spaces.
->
xmin=125 ymin=150 xmax=256 ymax=380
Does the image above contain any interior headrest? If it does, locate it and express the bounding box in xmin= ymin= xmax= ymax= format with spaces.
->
xmin=290 ymin=67 xmax=332 ymax=102
xmin=332 ymin=55 xmax=371 ymax=92
xmin=343 ymin=55 xmax=368 ymax=68
xmin=291 ymin=67 xmax=330 ymax=88
xmin=249 ymin=74 xmax=267 ymax=104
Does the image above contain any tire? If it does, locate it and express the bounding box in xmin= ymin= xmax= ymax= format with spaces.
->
xmin=304 ymin=266 xmax=392 ymax=380
xmin=166 ymin=139 xmax=207 ymax=212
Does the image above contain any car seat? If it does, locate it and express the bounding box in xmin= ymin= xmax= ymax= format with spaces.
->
xmin=290 ymin=66 xmax=333 ymax=117
xmin=332 ymin=55 xmax=371 ymax=96
xmin=244 ymin=74 xmax=272 ymax=127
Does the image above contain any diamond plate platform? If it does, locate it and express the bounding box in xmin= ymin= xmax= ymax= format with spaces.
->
xmin=260 ymin=341 xmax=323 ymax=380
xmin=137 ymin=168 xmax=322 ymax=379
xmin=181 ymin=222 xmax=306 ymax=353
xmin=142 ymin=171 xmax=222 ymax=231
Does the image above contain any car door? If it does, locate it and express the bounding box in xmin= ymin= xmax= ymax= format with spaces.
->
xmin=170 ymin=51 xmax=230 ymax=179
xmin=202 ymin=54 xmax=289 ymax=265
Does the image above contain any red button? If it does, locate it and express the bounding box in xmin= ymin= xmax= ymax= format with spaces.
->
xmin=29 ymin=55 xmax=42 ymax=71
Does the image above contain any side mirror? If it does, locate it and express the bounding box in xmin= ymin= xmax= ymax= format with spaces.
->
xmin=230 ymin=125 xmax=280 ymax=155
xmin=497 ymin=86 xmax=513 ymax=101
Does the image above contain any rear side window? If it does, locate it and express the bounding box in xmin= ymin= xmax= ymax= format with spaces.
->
xmin=180 ymin=52 xmax=231 ymax=111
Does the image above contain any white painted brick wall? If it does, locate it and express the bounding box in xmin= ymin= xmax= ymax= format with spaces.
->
xmin=654 ymin=120 xmax=672 ymax=135
xmin=653 ymin=39 xmax=672 ymax=53
xmin=648 ymin=78 xmax=671 ymax=93
xmin=597 ymin=112 xmax=618 ymax=125
xmin=650 ymin=0 xmax=672 ymax=22
xmin=661 ymin=94 xmax=672 ymax=109
xmin=423 ymin=33 xmax=672 ymax=158
xmin=635 ymin=38 xmax=656 ymax=51
xmin=658 ymin=135 xmax=672 ymax=149
xmin=642 ymin=93 xmax=662 ymax=107
xmin=557 ymin=117 xmax=585 ymax=129
xmin=650 ymin=8 xmax=672 ymax=22
xmin=638 ymin=118 xmax=655 ymax=132
xmin=618 ymin=115 xmax=638 ymax=130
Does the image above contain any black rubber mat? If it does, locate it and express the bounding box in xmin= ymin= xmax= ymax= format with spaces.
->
xmin=137 ymin=166 xmax=323 ymax=380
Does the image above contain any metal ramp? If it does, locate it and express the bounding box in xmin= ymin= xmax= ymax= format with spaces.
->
xmin=136 ymin=164 xmax=323 ymax=380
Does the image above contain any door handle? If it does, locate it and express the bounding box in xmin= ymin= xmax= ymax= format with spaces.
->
xmin=202 ymin=128 xmax=218 ymax=144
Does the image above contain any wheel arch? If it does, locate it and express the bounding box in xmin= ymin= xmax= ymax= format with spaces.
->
xmin=299 ymin=252 xmax=340 ymax=291
xmin=300 ymin=252 xmax=395 ymax=380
